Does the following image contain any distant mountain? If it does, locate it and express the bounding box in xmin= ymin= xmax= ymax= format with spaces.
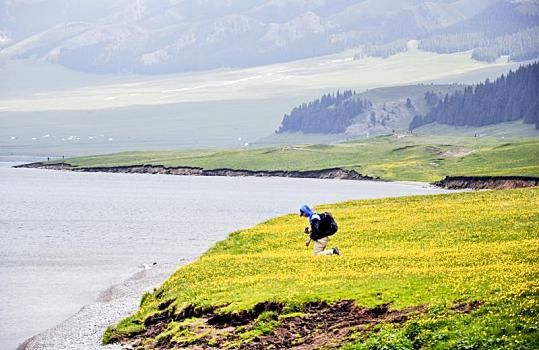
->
xmin=409 ymin=62 xmax=539 ymax=130
xmin=1 ymin=0 xmax=537 ymax=74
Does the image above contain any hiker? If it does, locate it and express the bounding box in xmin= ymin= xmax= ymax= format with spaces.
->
xmin=299 ymin=205 xmax=340 ymax=256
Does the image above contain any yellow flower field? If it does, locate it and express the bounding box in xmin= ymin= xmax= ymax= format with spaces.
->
xmin=106 ymin=188 xmax=539 ymax=349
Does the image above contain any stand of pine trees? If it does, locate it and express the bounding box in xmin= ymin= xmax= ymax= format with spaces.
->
xmin=409 ymin=62 xmax=539 ymax=130
xmin=276 ymin=90 xmax=372 ymax=134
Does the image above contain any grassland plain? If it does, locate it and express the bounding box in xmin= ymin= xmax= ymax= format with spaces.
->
xmin=105 ymin=188 xmax=539 ymax=349
xmin=57 ymin=135 xmax=539 ymax=182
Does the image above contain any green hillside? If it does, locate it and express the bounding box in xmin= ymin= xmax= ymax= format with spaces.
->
xmin=55 ymin=135 xmax=539 ymax=182
xmin=104 ymin=188 xmax=539 ymax=349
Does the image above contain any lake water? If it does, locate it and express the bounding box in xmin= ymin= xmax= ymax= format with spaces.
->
xmin=0 ymin=164 xmax=451 ymax=349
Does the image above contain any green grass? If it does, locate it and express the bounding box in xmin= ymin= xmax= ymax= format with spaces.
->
xmin=342 ymin=295 xmax=539 ymax=349
xmin=106 ymin=188 xmax=539 ymax=348
xmin=57 ymin=135 xmax=539 ymax=182
xmin=416 ymin=120 xmax=539 ymax=138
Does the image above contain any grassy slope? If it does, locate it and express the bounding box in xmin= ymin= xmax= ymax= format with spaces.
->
xmin=58 ymin=135 xmax=539 ymax=182
xmin=107 ymin=188 xmax=539 ymax=348
xmin=416 ymin=121 xmax=539 ymax=138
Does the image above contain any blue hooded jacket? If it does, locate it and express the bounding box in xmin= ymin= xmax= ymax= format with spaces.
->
xmin=299 ymin=204 xmax=320 ymax=223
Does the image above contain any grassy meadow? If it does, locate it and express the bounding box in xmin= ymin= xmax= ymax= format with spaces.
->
xmin=105 ymin=188 xmax=539 ymax=349
xmin=57 ymin=135 xmax=539 ymax=182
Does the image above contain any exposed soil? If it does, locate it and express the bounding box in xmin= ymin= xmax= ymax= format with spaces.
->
xmin=14 ymin=162 xmax=376 ymax=181
xmin=451 ymin=300 xmax=484 ymax=314
xmin=244 ymin=301 xmax=423 ymax=350
xmin=16 ymin=162 xmax=539 ymax=190
xmin=440 ymin=148 xmax=474 ymax=158
xmin=434 ymin=176 xmax=539 ymax=190
xmin=115 ymin=300 xmax=482 ymax=350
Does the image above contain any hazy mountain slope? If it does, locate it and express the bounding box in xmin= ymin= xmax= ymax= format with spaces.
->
xmin=417 ymin=1 xmax=539 ymax=61
xmin=424 ymin=1 xmax=539 ymax=38
xmin=3 ymin=0 xmax=534 ymax=74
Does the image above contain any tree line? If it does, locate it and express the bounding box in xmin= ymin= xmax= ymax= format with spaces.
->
xmin=409 ymin=62 xmax=539 ymax=130
xmin=276 ymin=90 xmax=372 ymax=134
xmin=471 ymin=26 xmax=539 ymax=62
xmin=419 ymin=26 xmax=539 ymax=63
xmin=355 ymin=39 xmax=408 ymax=60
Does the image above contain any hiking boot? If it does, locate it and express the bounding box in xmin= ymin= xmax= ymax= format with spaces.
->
xmin=332 ymin=247 xmax=340 ymax=255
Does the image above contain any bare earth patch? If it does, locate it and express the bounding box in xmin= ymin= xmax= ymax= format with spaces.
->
xmin=118 ymin=300 xmax=482 ymax=350
xmin=441 ymin=148 xmax=474 ymax=158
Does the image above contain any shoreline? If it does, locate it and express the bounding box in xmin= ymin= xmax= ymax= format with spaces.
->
xmin=16 ymin=261 xmax=189 ymax=350
xmin=14 ymin=162 xmax=539 ymax=190
xmin=13 ymin=162 xmax=377 ymax=181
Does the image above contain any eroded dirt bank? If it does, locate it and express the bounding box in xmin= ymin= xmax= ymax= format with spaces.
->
xmin=434 ymin=176 xmax=539 ymax=190
xmin=14 ymin=162 xmax=376 ymax=181
xmin=16 ymin=163 xmax=539 ymax=189
xmin=110 ymin=300 xmax=482 ymax=350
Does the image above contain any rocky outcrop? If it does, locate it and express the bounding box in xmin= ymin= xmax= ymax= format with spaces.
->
xmin=14 ymin=162 xmax=376 ymax=181
xmin=434 ymin=176 xmax=539 ymax=190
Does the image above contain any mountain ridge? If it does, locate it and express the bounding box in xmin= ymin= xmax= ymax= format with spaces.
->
xmin=2 ymin=0 xmax=537 ymax=74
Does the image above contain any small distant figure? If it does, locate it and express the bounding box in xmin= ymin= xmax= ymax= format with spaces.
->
xmin=47 ymin=157 xmax=50 ymax=161
xmin=139 ymin=263 xmax=152 ymax=270
xmin=139 ymin=262 xmax=157 ymax=271
xmin=62 ymin=155 xmax=65 ymax=160
xmin=299 ymin=205 xmax=340 ymax=256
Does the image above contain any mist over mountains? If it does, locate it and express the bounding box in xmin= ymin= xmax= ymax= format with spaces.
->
xmin=1 ymin=0 xmax=538 ymax=74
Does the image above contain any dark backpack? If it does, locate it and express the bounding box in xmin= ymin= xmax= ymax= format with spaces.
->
xmin=319 ymin=212 xmax=338 ymax=236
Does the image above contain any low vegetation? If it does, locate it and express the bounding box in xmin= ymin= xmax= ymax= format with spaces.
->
xmin=54 ymin=135 xmax=539 ymax=182
xmin=104 ymin=188 xmax=539 ymax=349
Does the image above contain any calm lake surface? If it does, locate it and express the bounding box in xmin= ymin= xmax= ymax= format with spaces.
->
xmin=0 ymin=164 xmax=451 ymax=349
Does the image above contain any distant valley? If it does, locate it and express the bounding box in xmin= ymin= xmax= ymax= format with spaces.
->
xmin=0 ymin=49 xmax=526 ymax=157
xmin=1 ymin=0 xmax=538 ymax=157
